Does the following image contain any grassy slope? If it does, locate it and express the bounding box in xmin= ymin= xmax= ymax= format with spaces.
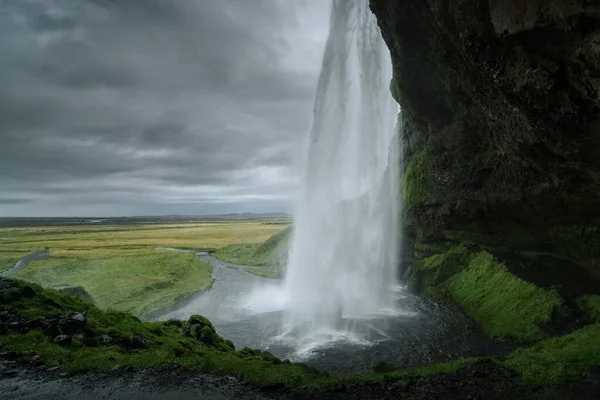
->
xmin=0 ymin=278 xmax=324 ymax=388
xmin=577 ymin=295 xmax=600 ymax=322
xmin=212 ymin=226 xmax=292 ymax=266
xmin=2 ymin=278 xmax=599 ymax=388
xmin=445 ymin=251 xmax=565 ymax=342
xmin=243 ymin=267 xmax=281 ymax=279
xmin=14 ymin=249 xmax=213 ymax=317
xmin=504 ymin=323 xmax=600 ymax=384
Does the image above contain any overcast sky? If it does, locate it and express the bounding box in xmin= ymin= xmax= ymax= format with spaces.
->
xmin=0 ymin=0 xmax=331 ymax=217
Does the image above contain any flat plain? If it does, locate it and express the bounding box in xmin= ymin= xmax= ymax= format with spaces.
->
xmin=0 ymin=221 xmax=289 ymax=316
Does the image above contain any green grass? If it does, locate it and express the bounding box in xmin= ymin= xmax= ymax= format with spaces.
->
xmin=0 ymin=222 xmax=289 ymax=317
xmin=243 ymin=267 xmax=281 ymax=279
xmin=212 ymin=227 xmax=291 ymax=266
xmin=0 ymin=278 xmax=324 ymax=388
xmin=445 ymin=251 xmax=566 ymax=342
xmin=577 ymin=295 xmax=600 ymax=322
xmin=0 ymin=222 xmax=289 ymax=252
xmin=2 ymin=278 xmax=600 ymax=389
xmin=13 ymin=249 xmax=213 ymax=317
xmin=503 ymin=323 xmax=600 ymax=384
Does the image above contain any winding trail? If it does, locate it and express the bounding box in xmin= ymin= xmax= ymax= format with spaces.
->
xmin=0 ymin=249 xmax=51 ymax=278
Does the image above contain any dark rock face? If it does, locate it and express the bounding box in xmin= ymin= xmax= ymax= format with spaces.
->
xmin=370 ymin=0 xmax=600 ymax=274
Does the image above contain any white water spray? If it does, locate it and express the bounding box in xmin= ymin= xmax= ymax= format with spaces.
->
xmin=277 ymin=0 xmax=402 ymax=351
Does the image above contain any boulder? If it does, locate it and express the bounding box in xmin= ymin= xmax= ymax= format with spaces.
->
xmin=54 ymin=335 xmax=72 ymax=345
xmin=58 ymin=312 xmax=86 ymax=335
xmin=130 ymin=333 xmax=150 ymax=349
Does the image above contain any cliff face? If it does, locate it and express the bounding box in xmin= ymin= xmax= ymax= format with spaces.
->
xmin=370 ymin=0 xmax=600 ymax=274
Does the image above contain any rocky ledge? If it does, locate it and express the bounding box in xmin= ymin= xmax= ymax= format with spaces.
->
xmin=370 ymin=0 xmax=600 ymax=275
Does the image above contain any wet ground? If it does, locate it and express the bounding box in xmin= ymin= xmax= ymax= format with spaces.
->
xmin=2 ymin=356 xmax=599 ymax=400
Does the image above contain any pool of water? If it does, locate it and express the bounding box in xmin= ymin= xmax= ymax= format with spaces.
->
xmin=154 ymin=252 xmax=500 ymax=375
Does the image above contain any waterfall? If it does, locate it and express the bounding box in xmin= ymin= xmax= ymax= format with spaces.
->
xmin=280 ymin=0 xmax=402 ymax=352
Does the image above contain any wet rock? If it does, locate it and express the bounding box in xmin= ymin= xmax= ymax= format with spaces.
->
xmin=93 ymin=334 xmax=113 ymax=346
xmin=0 ymin=351 xmax=18 ymax=360
xmin=41 ymin=319 xmax=61 ymax=337
xmin=130 ymin=333 xmax=150 ymax=349
xmin=58 ymin=312 xmax=86 ymax=335
xmin=54 ymin=335 xmax=72 ymax=345
xmin=31 ymin=355 xmax=44 ymax=366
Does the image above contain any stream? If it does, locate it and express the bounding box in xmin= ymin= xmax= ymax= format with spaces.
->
xmin=0 ymin=249 xmax=51 ymax=278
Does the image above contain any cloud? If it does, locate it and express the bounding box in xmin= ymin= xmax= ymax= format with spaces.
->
xmin=0 ymin=0 xmax=331 ymax=216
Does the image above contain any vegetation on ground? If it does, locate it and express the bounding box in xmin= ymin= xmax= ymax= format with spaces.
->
xmin=243 ymin=267 xmax=281 ymax=279
xmin=0 ymin=222 xmax=289 ymax=252
xmin=0 ymin=278 xmax=324 ymax=388
xmin=0 ymin=222 xmax=288 ymax=317
xmin=503 ymin=323 xmax=600 ymax=384
xmin=212 ymin=226 xmax=291 ymax=266
xmin=577 ymin=295 xmax=600 ymax=322
xmin=14 ymin=249 xmax=213 ymax=317
xmin=2 ymin=277 xmax=599 ymax=389
xmin=445 ymin=251 xmax=566 ymax=342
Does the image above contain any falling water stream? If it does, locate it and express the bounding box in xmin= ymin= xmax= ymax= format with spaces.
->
xmin=156 ymin=0 xmax=499 ymax=374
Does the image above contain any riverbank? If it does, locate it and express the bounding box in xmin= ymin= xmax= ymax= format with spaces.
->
xmin=1 ymin=276 xmax=600 ymax=399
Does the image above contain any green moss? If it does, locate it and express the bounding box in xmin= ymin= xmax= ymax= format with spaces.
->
xmin=4 ymin=276 xmax=599 ymax=390
xmin=0 ymin=278 xmax=325 ymax=388
xmin=13 ymin=250 xmax=213 ymax=317
xmin=577 ymin=295 xmax=600 ymax=322
xmin=212 ymin=227 xmax=291 ymax=267
xmin=243 ymin=267 xmax=281 ymax=279
xmin=446 ymin=252 xmax=565 ymax=342
xmin=503 ymin=323 xmax=600 ymax=384
xmin=415 ymin=244 xmax=471 ymax=285
xmin=402 ymin=149 xmax=428 ymax=211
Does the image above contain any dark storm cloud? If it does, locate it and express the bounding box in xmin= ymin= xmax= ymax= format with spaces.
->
xmin=0 ymin=0 xmax=331 ymax=216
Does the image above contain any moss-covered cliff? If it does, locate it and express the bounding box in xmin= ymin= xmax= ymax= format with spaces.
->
xmin=370 ymin=0 xmax=600 ymax=275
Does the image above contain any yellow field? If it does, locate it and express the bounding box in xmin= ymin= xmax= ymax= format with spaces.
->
xmin=0 ymin=222 xmax=288 ymax=253
xmin=0 ymin=222 xmax=289 ymax=316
